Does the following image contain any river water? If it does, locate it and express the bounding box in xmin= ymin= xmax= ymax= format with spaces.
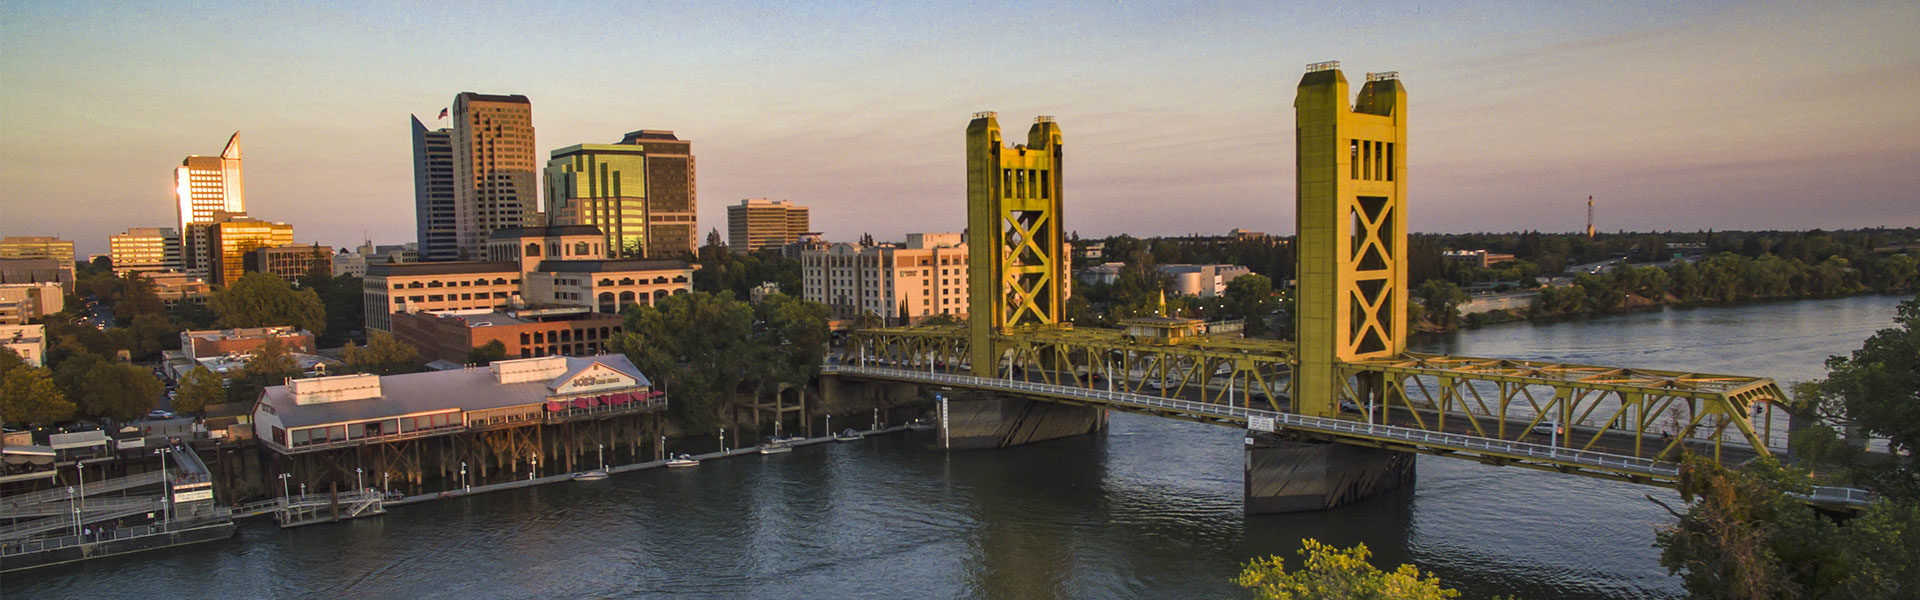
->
xmin=7 ymin=295 xmax=1908 ymax=599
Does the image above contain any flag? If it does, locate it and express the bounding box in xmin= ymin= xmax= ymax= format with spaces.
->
xmin=438 ymin=107 xmax=449 ymax=120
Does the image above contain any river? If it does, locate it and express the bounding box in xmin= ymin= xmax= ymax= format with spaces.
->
xmin=7 ymin=294 xmax=1908 ymax=599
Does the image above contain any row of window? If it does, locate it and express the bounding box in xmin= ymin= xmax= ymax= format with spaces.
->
xmin=280 ymin=412 xmax=461 ymax=448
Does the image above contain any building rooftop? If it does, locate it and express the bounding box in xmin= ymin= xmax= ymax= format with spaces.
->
xmin=458 ymin=92 xmax=530 ymax=105
xmin=534 ymin=258 xmax=692 ymax=273
xmin=365 ymin=261 xmax=519 ymax=277
xmin=620 ymin=130 xmax=680 ymax=142
xmin=259 ymin=355 xmax=648 ymax=429
xmin=489 ymin=225 xmax=604 ymax=240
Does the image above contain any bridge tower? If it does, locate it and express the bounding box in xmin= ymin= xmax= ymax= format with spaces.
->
xmin=1293 ymin=63 xmax=1408 ymax=417
xmin=966 ymin=112 xmax=1068 ymax=377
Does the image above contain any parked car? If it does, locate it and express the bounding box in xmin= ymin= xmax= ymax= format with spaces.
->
xmin=147 ymin=410 xmax=176 ymax=420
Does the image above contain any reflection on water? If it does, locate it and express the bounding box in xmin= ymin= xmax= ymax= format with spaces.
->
xmin=8 ymin=295 xmax=1904 ymax=599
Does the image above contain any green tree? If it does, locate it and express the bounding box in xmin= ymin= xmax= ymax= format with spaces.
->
xmin=209 ymin=272 xmax=325 ymax=335
xmin=229 ymin=338 xmax=299 ymax=403
xmin=0 ymin=367 xmax=76 ymax=427
xmin=1654 ymin=456 xmax=1920 ymax=599
xmin=468 ymin=340 xmax=508 ymax=366
xmin=609 ymin=291 xmax=755 ymax=432
xmin=1801 ymin=292 xmax=1920 ymax=499
xmin=172 ymin=365 xmax=225 ymax=416
xmin=342 ymin=330 xmax=419 ymax=375
xmin=115 ymin=272 xmax=166 ymax=324
xmin=0 ymin=347 xmax=25 ymax=379
xmin=80 ymin=361 xmax=161 ymax=422
xmin=1236 ymin=539 xmax=1460 ymax=599
xmin=1415 ymin=279 xmax=1470 ymax=330
xmin=1224 ymin=273 xmax=1277 ymax=335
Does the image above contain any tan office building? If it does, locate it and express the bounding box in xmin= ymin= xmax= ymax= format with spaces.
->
xmin=452 ymin=93 xmax=538 ymax=259
xmin=0 ymin=236 xmax=77 ymax=265
xmin=727 ymin=199 xmax=808 ymax=253
xmin=802 ymin=233 xmax=971 ymax=324
xmin=109 ymin=228 xmax=183 ymax=274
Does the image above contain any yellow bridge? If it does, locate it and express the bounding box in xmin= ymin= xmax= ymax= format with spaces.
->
xmin=829 ymin=62 xmax=1869 ymax=512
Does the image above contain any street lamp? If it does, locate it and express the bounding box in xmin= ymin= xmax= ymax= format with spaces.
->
xmin=355 ymin=467 xmax=364 ymax=493
xmin=460 ymin=461 xmax=469 ymax=492
xmin=76 ymin=461 xmax=85 ymax=511
xmin=383 ymin=471 xmax=390 ymax=495
xmin=720 ymin=428 xmax=727 ymax=453
xmin=278 ymin=472 xmax=291 ymax=503
xmin=529 ymin=453 xmax=538 ymax=481
xmin=69 ymin=486 xmax=79 ymax=538
xmin=155 ymin=446 xmax=173 ymax=525
xmin=597 ymin=443 xmax=605 ymax=472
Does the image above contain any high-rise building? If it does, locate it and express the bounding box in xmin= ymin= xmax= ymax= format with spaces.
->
xmin=203 ymin=212 xmax=294 ymax=287
xmin=412 ymin=116 xmax=457 ymax=262
xmin=108 ymin=228 xmax=183 ymax=274
xmin=546 ymin=144 xmax=650 ymax=258
xmin=727 ymin=198 xmax=809 ymax=253
xmin=175 ymin=132 xmax=245 ymax=275
xmin=452 ymin=93 xmax=538 ymax=259
xmin=619 ymin=130 xmax=696 ymax=258
xmin=0 ymin=236 xmax=77 ymax=265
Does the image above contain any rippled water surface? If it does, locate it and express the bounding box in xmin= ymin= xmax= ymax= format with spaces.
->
xmin=8 ymin=295 xmax=1907 ymax=599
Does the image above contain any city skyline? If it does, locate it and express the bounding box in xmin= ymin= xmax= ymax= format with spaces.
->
xmin=3 ymin=2 xmax=1917 ymax=257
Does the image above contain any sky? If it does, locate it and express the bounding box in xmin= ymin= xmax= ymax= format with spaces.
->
xmin=3 ymin=1 xmax=1917 ymax=257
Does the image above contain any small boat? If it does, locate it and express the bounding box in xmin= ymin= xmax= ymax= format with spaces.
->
xmin=907 ymin=417 xmax=937 ymax=432
xmin=757 ymin=440 xmax=793 ymax=455
xmin=834 ymin=428 xmax=864 ymax=442
xmin=665 ymin=453 xmax=699 ymax=468
xmin=571 ymin=469 xmax=609 ymax=481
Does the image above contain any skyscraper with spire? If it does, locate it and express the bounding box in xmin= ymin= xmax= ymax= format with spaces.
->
xmin=175 ymin=132 xmax=245 ymax=275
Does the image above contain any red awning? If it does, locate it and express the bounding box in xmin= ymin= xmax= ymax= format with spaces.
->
xmin=545 ymin=401 xmax=564 ymax=412
xmin=610 ymin=392 xmax=632 ymax=404
xmin=649 ymin=390 xmax=666 ymax=398
xmin=572 ymin=397 xmax=592 ymax=409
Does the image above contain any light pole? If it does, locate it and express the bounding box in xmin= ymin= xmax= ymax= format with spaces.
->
xmin=278 ymin=472 xmax=291 ymax=504
xmin=720 ymin=428 xmax=727 ymax=453
xmin=76 ymin=461 xmax=85 ymax=511
xmin=598 ymin=443 xmax=605 ymax=472
xmin=69 ymin=486 xmax=79 ymax=538
xmin=156 ymin=446 xmax=172 ymax=525
xmin=383 ymin=471 xmax=390 ymax=495
xmin=460 ymin=461 xmax=469 ymax=492
xmin=529 ymin=453 xmax=537 ymax=481
xmin=355 ymin=467 xmax=364 ymax=493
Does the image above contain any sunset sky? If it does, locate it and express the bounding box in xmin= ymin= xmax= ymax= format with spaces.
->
xmin=3 ymin=1 xmax=1916 ymax=256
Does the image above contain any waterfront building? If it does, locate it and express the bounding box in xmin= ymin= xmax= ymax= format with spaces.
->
xmin=412 ymin=116 xmax=458 ymax=262
xmin=0 ymin=258 xmax=74 ymax=295
xmin=251 ymin=354 xmax=663 ymax=455
xmin=802 ymin=233 xmax=971 ymax=324
xmin=546 ymin=132 xmax=702 ymax=258
xmin=0 ymin=236 xmax=76 ymax=265
xmin=727 ymin=198 xmax=809 ymax=253
xmin=451 ymin=93 xmax=538 ymax=259
xmin=0 ymin=324 xmax=47 ymax=367
xmin=389 ymin=306 xmax=624 ymax=364
xmin=109 ymin=228 xmax=184 ymax=274
xmin=0 ymin=284 xmax=63 ymax=325
xmin=198 ymin=212 xmax=294 ymax=288
xmin=246 ymin=244 xmax=333 ymax=281
xmin=175 ymin=132 xmax=246 ymax=275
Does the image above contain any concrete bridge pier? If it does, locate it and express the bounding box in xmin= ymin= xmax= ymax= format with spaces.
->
xmin=942 ymin=391 xmax=1106 ymax=449
xmin=1244 ymin=433 xmax=1414 ymax=513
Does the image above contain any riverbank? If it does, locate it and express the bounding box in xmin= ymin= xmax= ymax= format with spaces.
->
xmin=1422 ymin=290 xmax=1915 ymax=334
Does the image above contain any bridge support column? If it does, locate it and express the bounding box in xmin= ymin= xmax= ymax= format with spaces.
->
xmin=944 ymin=393 xmax=1105 ymax=449
xmin=1244 ymin=433 xmax=1413 ymax=513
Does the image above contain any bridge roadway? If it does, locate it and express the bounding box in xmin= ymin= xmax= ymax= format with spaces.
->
xmin=825 ymin=364 xmax=1874 ymax=510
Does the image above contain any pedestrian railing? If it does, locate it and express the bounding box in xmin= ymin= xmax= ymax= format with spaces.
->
xmin=824 ymin=364 xmax=1877 ymax=508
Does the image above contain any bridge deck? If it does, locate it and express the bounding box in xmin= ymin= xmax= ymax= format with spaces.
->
xmin=826 ymin=365 xmax=1872 ymax=509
